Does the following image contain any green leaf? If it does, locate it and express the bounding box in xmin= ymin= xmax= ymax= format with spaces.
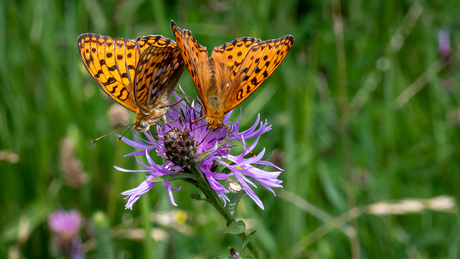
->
xmin=196 ymin=137 xmax=229 ymax=162
xmin=0 ymin=198 xmax=54 ymax=243
xmin=196 ymin=148 xmax=213 ymax=162
xmin=240 ymin=230 xmax=257 ymax=252
xmin=226 ymin=220 xmax=246 ymax=234
xmin=149 ymin=173 xmax=196 ymax=182
xmin=228 ymin=190 xmax=245 ymax=216
xmin=191 ymin=192 xmax=206 ymax=201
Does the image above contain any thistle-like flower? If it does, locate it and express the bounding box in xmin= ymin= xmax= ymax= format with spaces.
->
xmin=48 ymin=209 xmax=83 ymax=258
xmin=116 ymin=91 xmax=283 ymax=210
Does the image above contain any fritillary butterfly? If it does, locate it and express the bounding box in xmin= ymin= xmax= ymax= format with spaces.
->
xmin=77 ymin=33 xmax=185 ymax=131
xmin=171 ymin=20 xmax=294 ymax=131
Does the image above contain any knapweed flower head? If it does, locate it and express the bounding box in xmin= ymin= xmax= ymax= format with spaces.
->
xmin=48 ymin=209 xmax=83 ymax=258
xmin=48 ymin=209 xmax=82 ymax=239
xmin=438 ymin=29 xmax=451 ymax=57
xmin=116 ymin=90 xmax=283 ymax=210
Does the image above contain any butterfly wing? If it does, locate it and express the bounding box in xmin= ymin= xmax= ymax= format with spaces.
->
xmin=211 ymin=37 xmax=261 ymax=82
xmin=171 ymin=20 xmax=209 ymax=105
xmin=223 ymin=35 xmax=294 ymax=112
xmin=134 ymin=45 xmax=185 ymax=113
xmin=136 ymin=35 xmax=178 ymax=54
xmin=78 ymin=33 xmax=140 ymax=112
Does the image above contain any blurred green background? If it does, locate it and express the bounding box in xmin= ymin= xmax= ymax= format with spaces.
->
xmin=2 ymin=0 xmax=460 ymax=258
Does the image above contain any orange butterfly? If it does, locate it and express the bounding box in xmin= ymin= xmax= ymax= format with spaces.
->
xmin=171 ymin=20 xmax=294 ymax=131
xmin=77 ymin=33 xmax=185 ymax=131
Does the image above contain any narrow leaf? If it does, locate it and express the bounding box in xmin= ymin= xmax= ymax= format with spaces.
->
xmin=240 ymin=230 xmax=257 ymax=252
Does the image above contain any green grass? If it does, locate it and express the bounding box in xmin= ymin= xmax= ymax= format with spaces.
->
xmin=1 ymin=0 xmax=460 ymax=258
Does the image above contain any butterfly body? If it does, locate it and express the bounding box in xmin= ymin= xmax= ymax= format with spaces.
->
xmin=171 ymin=21 xmax=294 ymax=131
xmin=201 ymin=57 xmax=229 ymax=130
xmin=77 ymin=33 xmax=185 ymax=132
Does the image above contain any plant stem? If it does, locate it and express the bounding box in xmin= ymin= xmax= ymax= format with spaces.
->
xmin=188 ymin=163 xmax=262 ymax=259
xmin=139 ymin=173 xmax=154 ymax=259
xmin=332 ymin=1 xmax=360 ymax=258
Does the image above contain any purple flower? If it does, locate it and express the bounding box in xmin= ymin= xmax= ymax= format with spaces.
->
xmin=48 ymin=209 xmax=84 ymax=258
xmin=439 ymin=29 xmax=451 ymax=57
xmin=48 ymin=209 xmax=82 ymax=239
xmin=116 ymin=89 xmax=283 ymax=210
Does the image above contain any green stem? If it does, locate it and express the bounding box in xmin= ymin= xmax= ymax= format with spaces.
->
xmin=139 ymin=173 xmax=153 ymax=259
xmin=188 ymin=163 xmax=262 ymax=259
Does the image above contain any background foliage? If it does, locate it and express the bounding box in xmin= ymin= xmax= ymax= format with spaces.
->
xmin=1 ymin=0 xmax=460 ymax=258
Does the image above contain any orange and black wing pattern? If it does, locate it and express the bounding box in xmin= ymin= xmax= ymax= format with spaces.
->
xmin=134 ymin=44 xmax=185 ymax=113
xmin=171 ymin=21 xmax=209 ymax=104
xmin=223 ymin=35 xmax=294 ymax=112
xmin=211 ymin=37 xmax=261 ymax=83
xmin=78 ymin=33 xmax=140 ymax=111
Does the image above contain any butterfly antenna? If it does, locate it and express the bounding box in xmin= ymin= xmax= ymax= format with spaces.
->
xmin=170 ymin=91 xmax=202 ymax=116
xmin=183 ymin=97 xmax=203 ymax=116
xmin=198 ymin=128 xmax=212 ymax=145
xmin=92 ymin=124 xmax=134 ymax=144
xmin=226 ymin=125 xmax=257 ymax=157
xmin=117 ymin=124 xmax=134 ymax=141
xmin=173 ymin=89 xmax=198 ymax=102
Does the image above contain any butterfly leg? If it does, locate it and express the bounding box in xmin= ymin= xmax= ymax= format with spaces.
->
xmin=176 ymin=96 xmax=202 ymax=116
xmin=162 ymin=114 xmax=178 ymax=124
xmin=173 ymin=89 xmax=198 ymax=103
xmin=225 ymin=126 xmax=257 ymax=157
xmin=191 ymin=116 xmax=206 ymax=123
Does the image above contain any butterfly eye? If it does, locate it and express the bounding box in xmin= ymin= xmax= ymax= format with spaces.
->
xmin=140 ymin=120 xmax=148 ymax=129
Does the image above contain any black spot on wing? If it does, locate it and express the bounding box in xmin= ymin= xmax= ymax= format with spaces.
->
xmin=118 ymin=87 xmax=129 ymax=100
xmin=106 ymin=77 xmax=117 ymax=84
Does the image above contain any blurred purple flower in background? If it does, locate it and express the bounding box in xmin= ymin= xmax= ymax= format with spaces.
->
xmin=48 ymin=209 xmax=84 ymax=258
xmin=116 ymin=92 xmax=283 ymax=210
xmin=438 ymin=29 xmax=451 ymax=57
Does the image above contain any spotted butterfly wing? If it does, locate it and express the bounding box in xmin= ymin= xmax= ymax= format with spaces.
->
xmin=222 ymin=35 xmax=294 ymax=111
xmin=136 ymin=35 xmax=178 ymax=53
xmin=133 ymin=45 xmax=185 ymax=128
xmin=211 ymin=37 xmax=262 ymax=82
xmin=172 ymin=21 xmax=229 ymax=130
xmin=170 ymin=22 xmax=209 ymax=104
xmin=78 ymin=33 xmax=140 ymax=111
xmin=171 ymin=20 xmax=294 ymax=130
xmin=77 ymin=33 xmax=184 ymax=131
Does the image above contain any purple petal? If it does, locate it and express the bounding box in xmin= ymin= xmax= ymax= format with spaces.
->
xmin=121 ymin=176 xmax=156 ymax=210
